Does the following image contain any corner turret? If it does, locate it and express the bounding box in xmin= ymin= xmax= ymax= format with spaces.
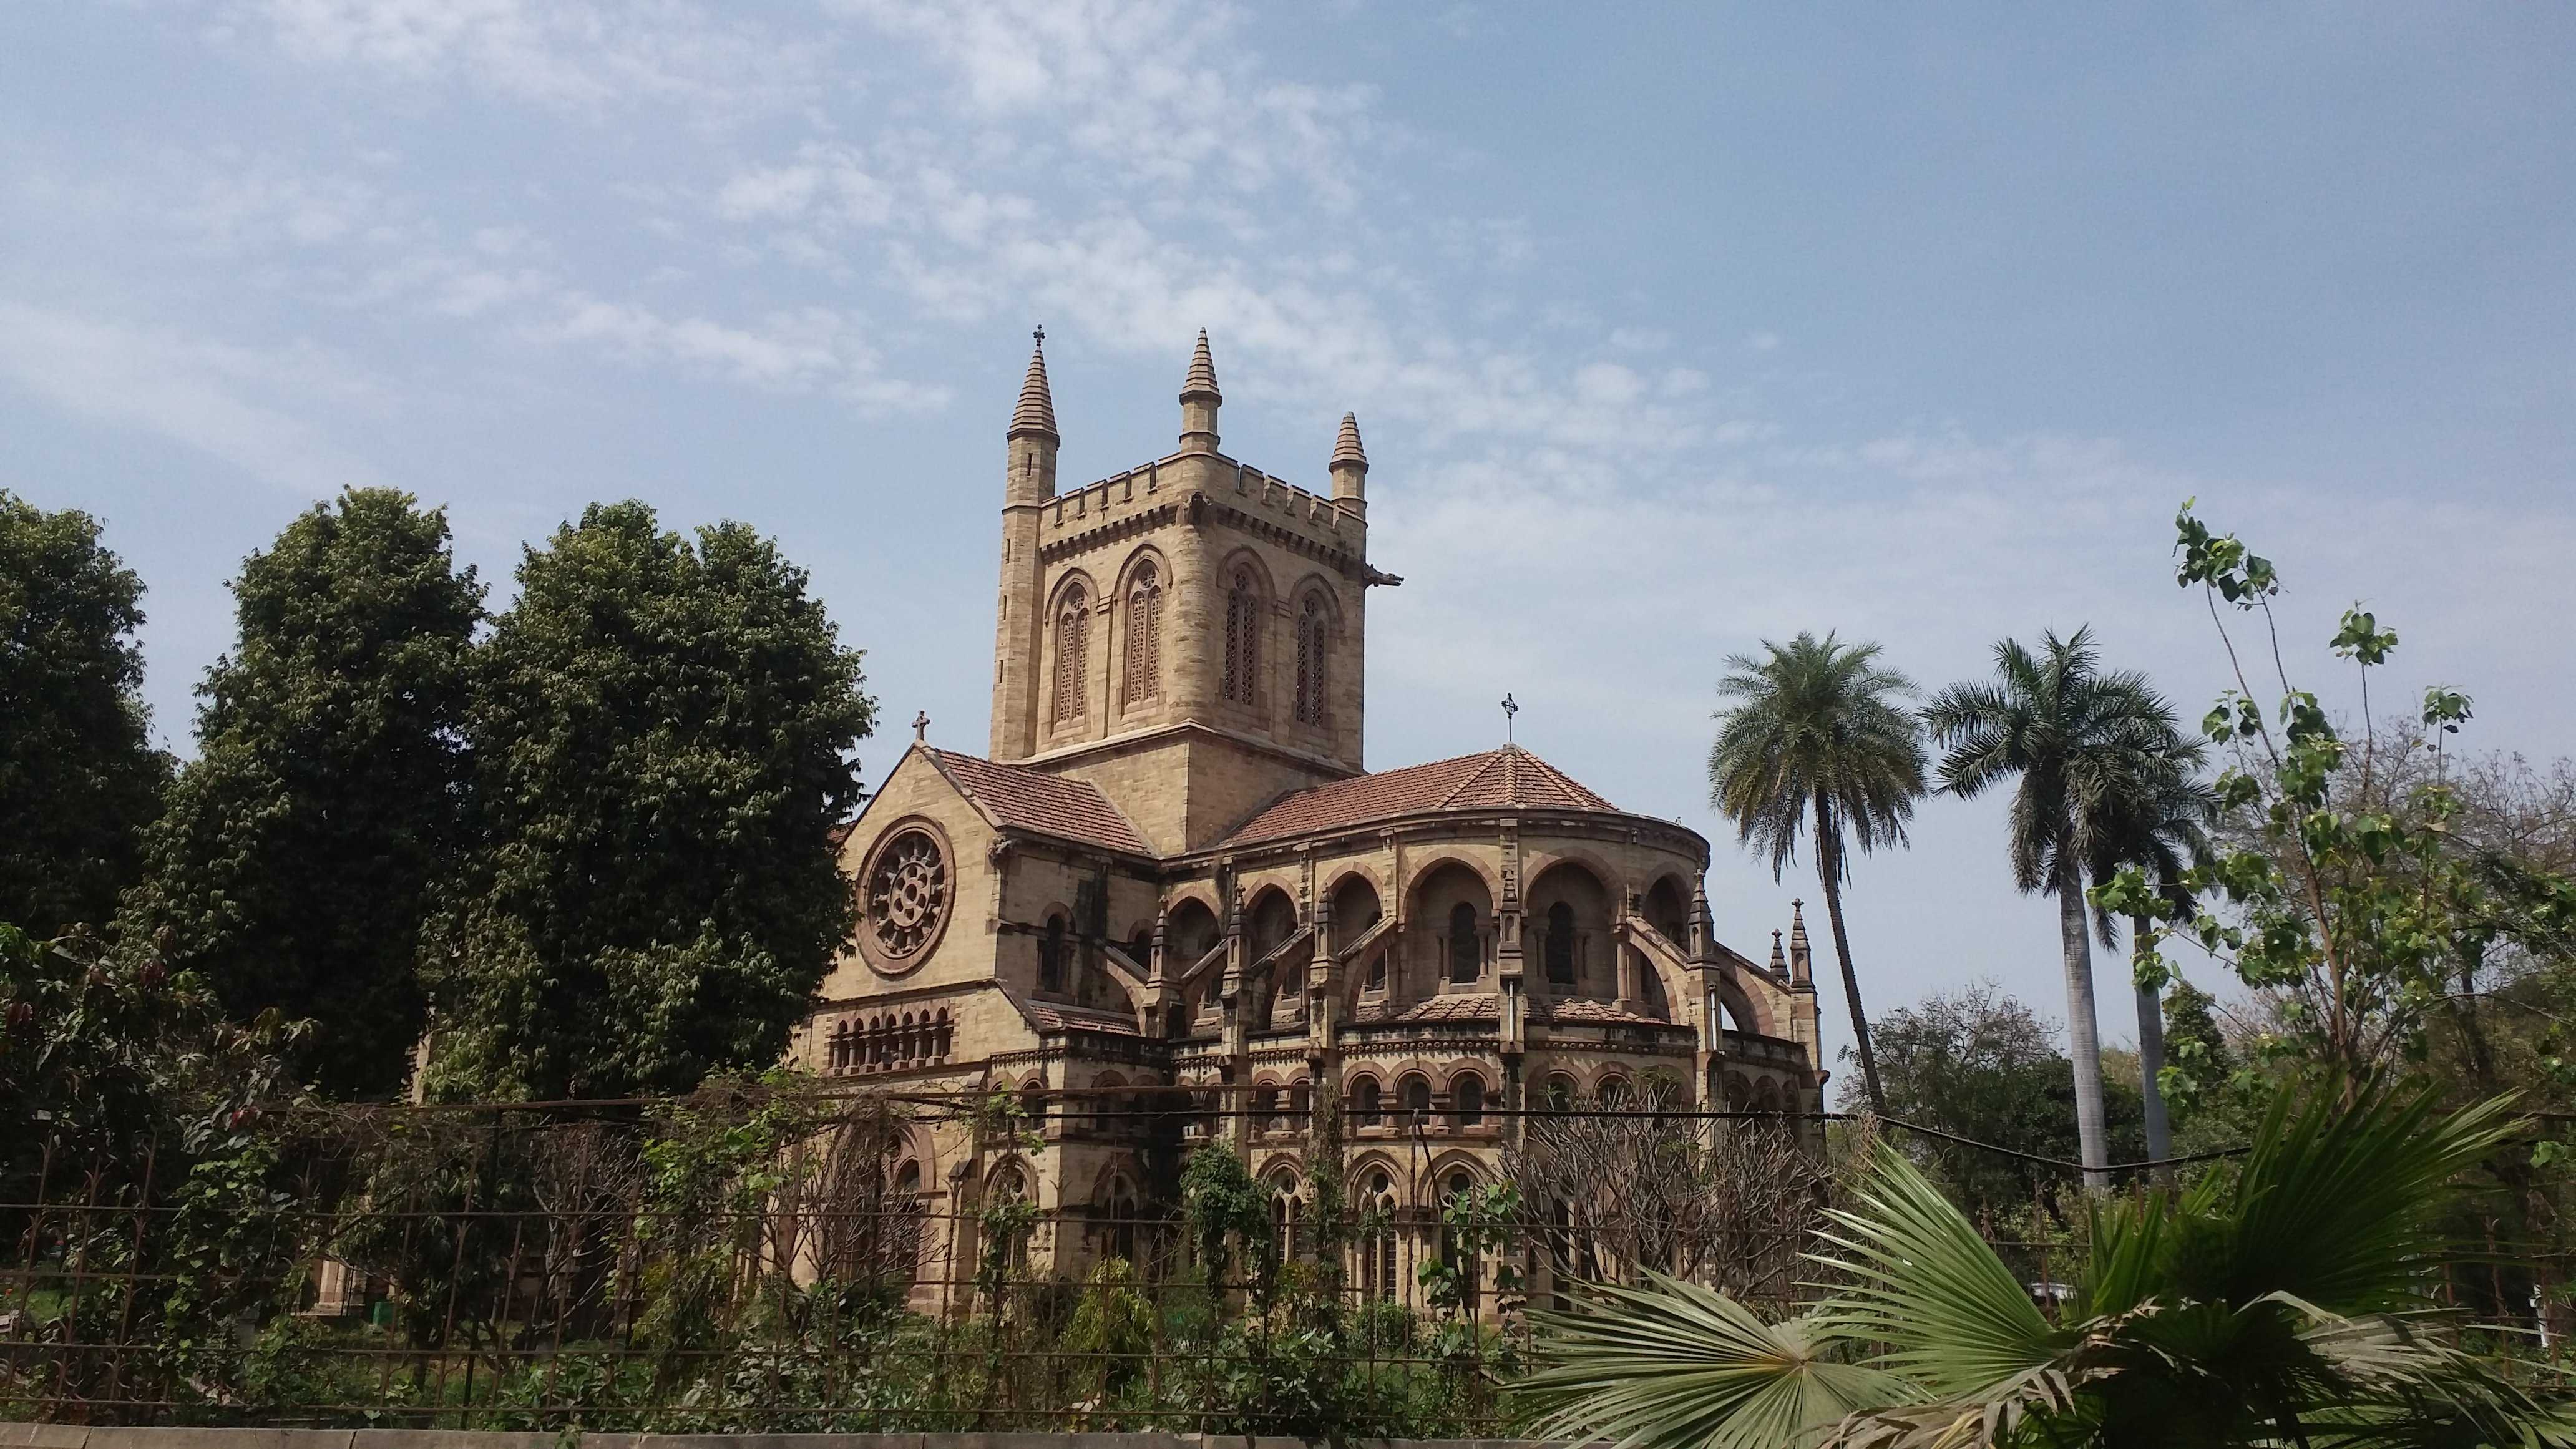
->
xmin=1007 ymin=329 xmax=1059 ymax=506
xmin=1329 ymin=412 xmax=1367 ymax=515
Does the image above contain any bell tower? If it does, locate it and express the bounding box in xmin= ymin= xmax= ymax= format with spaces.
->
xmin=983 ymin=331 xmax=1397 ymax=850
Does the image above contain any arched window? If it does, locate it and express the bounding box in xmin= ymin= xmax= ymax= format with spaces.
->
xmin=828 ymin=1020 xmax=849 ymax=1071
xmin=933 ymin=1008 xmax=952 ymax=1060
xmin=1125 ymin=563 xmax=1162 ymax=705
xmin=1352 ymin=1076 xmax=1383 ymax=1128
xmin=989 ymin=1164 xmax=1032 ymax=1274
xmin=1545 ymin=901 xmax=1576 ymax=985
xmin=1105 ymin=1176 xmax=1140 ymax=1266
xmin=1448 ymin=902 xmax=1480 ymax=983
xmin=1441 ymin=1169 xmax=1480 ymax=1317
xmin=890 ymin=1160 xmax=924 ymax=1286
xmin=1451 ymin=1071 xmax=1486 ymax=1129
xmin=1360 ymin=1169 xmax=1397 ymax=1301
xmin=1288 ymin=1078 xmax=1311 ymax=1129
xmin=1222 ymin=567 xmax=1259 ymax=703
xmin=1401 ymin=1073 xmax=1433 ymax=1123
xmin=1271 ymin=1173 xmax=1304 ymax=1264
xmin=1598 ymin=1076 xmax=1631 ymax=1111
xmin=1053 ymin=585 xmax=1089 ymax=724
xmin=1252 ymin=1083 xmax=1281 ymax=1135
xmin=1040 ymin=913 xmax=1067 ymax=993
xmin=1544 ymin=1073 xmax=1578 ymax=1111
xmin=1294 ymin=594 xmax=1327 ymax=724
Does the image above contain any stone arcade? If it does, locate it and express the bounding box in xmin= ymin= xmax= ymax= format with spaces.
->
xmin=796 ymin=331 xmax=1827 ymax=1309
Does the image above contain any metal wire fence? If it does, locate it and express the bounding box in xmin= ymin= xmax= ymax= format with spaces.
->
xmin=2 ymin=1083 xmax=2555 ymax=1435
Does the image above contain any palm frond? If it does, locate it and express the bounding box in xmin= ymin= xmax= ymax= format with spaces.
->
xmin=1812 ymin=1146 xmax=2061 ymax=1395
xmin=1518 ymin=1272 xmax=1911 ymax=1449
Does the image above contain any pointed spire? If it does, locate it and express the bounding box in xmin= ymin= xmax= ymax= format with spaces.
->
xmin=1769 ymin=929 xmax=1787 ymax=975
xmin=1010 ymin=328 xmax=1057 ymax=440
xmin=1787 ymin=900 xmax=1813 ymax=985
xmin=1181 ymin=328 xmax=1221 ymax=402
xmin=1332 ymin=413 xmax=1366 ymax=467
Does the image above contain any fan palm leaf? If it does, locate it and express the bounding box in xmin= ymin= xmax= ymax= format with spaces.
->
xmin=1520 ymin=1272 xmax=1911 ymax=1449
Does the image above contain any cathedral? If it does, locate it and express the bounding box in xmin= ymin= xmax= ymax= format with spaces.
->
xmin=796 ymin=331 xmax=1826 ymax=1307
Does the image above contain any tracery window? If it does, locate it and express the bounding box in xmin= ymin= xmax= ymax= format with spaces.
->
xmin=1053 ymin=585 xmax=1088 ymax=724
xmin=1124 ymin=564 xmax=1162 ymax=705
xmin=1545 ymin=901 xmax=1577 ymax=985
xmin=1293 ymin=594 xmax=1327 ymax=724
xmin=1448 ymin=902 xmax=1481 ymax=983
xmin=1221 ymin=567 xmax=1259 ymax=703
xmin=1360 ymin=1170 xmax=1398 ymax=1300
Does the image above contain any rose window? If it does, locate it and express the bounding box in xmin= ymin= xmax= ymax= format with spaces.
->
xmin=867 ymin=830 xmax=950 ymax=961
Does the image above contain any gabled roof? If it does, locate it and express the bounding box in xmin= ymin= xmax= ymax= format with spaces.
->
xmin=1219 ymin=745 xmax=1619 ymax=847
xmin=922 ymin=748 xmax=1151 ymax=856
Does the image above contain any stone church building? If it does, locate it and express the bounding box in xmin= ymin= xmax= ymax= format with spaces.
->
xmin=794 ymin=332 xmax=1825 ymax=1309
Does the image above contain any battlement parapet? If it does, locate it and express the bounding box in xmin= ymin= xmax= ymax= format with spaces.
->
xmin=1042 ymin=449 xmax=1365 ymax=550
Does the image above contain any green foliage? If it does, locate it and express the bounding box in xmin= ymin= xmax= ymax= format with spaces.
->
xmin=422 ymin=500 xmax=874 ymax=1100
xmin=1180 ymin=1140 xmax=1270 ymax=1293
xmin=1851 ymin=982 xmax=2145 ymax=1214
xmin=0 ymin=490 xmax=171 ymax=937
xmin=118 ymin=488 xmax=484 ymax=1099
xmin=1708 ymin=630 xmax=1928 ymax=1111
xmin=1521 ymin=1078 xmax=2574 ymax=1449
xmin=2112 ymin=502 xmax=2576 ymax=1100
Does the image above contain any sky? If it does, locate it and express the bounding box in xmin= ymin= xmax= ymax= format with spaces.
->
xmin=7 ymin=2 xmax=2574 ymax=1080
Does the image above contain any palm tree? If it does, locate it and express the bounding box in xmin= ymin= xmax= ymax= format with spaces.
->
xmin=1709 ymin=632 xmax=1927 ymax=1114
xmin=2084 ymin=741 xmax=2216 ymax=1176
xmin=1517 ymin=1079 xmax=2559 ymax=1449
xmin=1925 ymin=627 xmax=2183 ymax=1190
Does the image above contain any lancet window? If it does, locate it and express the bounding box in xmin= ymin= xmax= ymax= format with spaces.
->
xmin=1222 ymin=568 xmax=1259 ymax=703
xmin=1293 ymin=594 xmax=1327 ymax=723
xmin=1124 ymin=564 xmax=1162 ymax=704
xmin=1053 ymin=585 xmax=1088 ymax=724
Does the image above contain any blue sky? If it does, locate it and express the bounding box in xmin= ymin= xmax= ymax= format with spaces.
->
xmin=7 ymin=2 xmax=2573 ymax=1075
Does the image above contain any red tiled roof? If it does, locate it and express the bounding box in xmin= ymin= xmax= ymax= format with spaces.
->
xmin=1221 ymin=746 xmax=1618 ymax=847
xmin=924 ymin=748 xmax=1151 ymax=856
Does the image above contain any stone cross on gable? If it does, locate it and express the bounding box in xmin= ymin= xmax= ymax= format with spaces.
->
xmin=1501 ymin=692 xmax=1518 ymax=744
xmin=912 ymin=711 xmax=929 ymax=742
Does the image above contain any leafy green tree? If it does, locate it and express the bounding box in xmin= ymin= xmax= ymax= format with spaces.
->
xmin=424 ymin=502 xmax=872 ymax=1100
xmin=1926 ymin=627 xmax=2188 ymax=1189
xmin=1851 ymin=982 xmax=2143 ymax=1215
xmin=119 ymin=489 xmax=482 ymax=1098
xmin=1709 ymin=632 xmax=1927 ymax=1113
xmin=1520 ymin=1079 xmax=2569 ymax=1449
xmin=0 ymin=492 xmax=170 ymax=937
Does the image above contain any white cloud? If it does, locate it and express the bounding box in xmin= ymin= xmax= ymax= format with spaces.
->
xmin=233 ymin=0 xmax=827 ymax=119
xmin=544 ymin=295 xmax=947 ymax=411
xmin=0 ymin=302 xmax=386 ymax=495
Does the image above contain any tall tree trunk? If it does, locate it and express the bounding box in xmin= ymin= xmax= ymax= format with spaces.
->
xmin=2133 ymin=959 xmax=2172 ymax=1184
xmin=2056 ymin=860 xmax=2110 ymax=1192
xmin=1813 ymin=798 xmax=1885 ymax=1115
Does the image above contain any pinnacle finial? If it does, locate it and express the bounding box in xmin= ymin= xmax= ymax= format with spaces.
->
xmin=1331 ymin=412 xmax=1367 ymax=469
xmin=1010 ymin=329 xmax=1057 ymax=439
xmin=1769 ymin=929 xmax=1788 ymax=973
xmin=1181 ymin=328 xmax=1220 ymax=402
